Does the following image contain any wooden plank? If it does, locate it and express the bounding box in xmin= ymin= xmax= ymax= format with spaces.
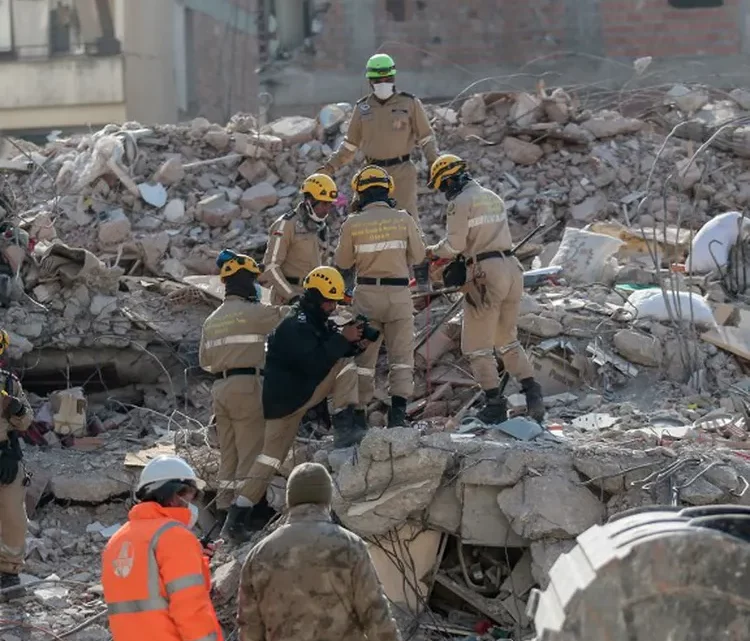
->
xmin=701 ymin=327 xmax=750 ymax=362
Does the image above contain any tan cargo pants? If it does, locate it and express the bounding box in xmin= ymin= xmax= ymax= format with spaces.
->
xmin=0 ymin=471 xmax=26 ymax=574
xmin=389 ymin=161 xmax=419 ymax=223
xmin=350 ymin=285 xmax=415 ymax=406
xmin=239 ymin=359 xmax=357 ymax=504
xmin=462 ymin=257 xmax=534 ymax=389
xmin=212 ymin=375 xmax=265 ymax=509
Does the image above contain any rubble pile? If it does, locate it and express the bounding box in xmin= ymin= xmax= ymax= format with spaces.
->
xmin=5 ymin=83 xmax=750 ymax=640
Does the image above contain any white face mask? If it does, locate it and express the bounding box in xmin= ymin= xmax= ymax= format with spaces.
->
xmin=181 ymin=498 xmax=200 ymax=529
xmin=373 ymin=83 xmax=394 ymax=100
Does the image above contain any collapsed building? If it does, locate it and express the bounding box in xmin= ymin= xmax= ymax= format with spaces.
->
xmin=3 ymin=81 xmax=750 ymax=640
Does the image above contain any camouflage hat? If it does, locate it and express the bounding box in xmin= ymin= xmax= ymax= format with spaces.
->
xmin=286 ymin=462 xmax=333 ymax=507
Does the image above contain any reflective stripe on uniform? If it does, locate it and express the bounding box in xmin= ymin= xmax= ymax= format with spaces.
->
xmin=357 ymin=367 xmax=375 ymax=377
xmin=107 ymin=521 xmax=193 ymax=616
xmin=390 ymin=364 xmax=412 ymax=371
xmin=166 ymin=573 xmax=205 ymax=595
xmin=256 ymin=454 xmax=281 ymax=469
xmin=497 ymin=340 xmax=521 ymax=354
xmin=336 ymin=362 xmax=357 ymax=378
xmin=343 ymin=139 xmax=357 ymax=152
xmin=468 ymin=214 xmax=505 ymax=228
xmin=266 ymin=263 xmax=294 ymax=297
xmin=466 ymin=348 xmax=495 ymax=358
xmin=418 ymin=135 xmax=434 ymax=147
xmin=203 ymin=335 xmax=265 ymax=350
xmin=355 ymin=240 xmax=407 ymax=254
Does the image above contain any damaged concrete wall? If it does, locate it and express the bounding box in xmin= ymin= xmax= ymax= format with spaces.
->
xmin=261 ymin=0 xmax=750 ymax=115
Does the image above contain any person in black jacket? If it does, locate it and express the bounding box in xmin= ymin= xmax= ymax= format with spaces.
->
xmin=221 ymin=266 xmax=365 ymax=541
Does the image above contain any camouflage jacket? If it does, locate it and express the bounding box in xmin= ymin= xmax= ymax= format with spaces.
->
xmin=0 ymin=369 xmax=32 ymax=443
xmin=237 ymin=504 xmax=401 ymax=641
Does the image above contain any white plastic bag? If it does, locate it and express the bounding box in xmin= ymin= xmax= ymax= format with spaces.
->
xmin=686 ymin=211 xmax=750 ymax=273
xmin=625 ymin=288 xmax=716 ymax=327
xmin=549 ymin=227 xmax=623 ymax=284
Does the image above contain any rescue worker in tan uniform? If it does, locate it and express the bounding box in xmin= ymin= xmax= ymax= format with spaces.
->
xmin=199 ymin=251 xmax=288 ymax=539
xmin=426 ymin=155 xmax=545 ymax=424
xmin=260 ymin=174 xmax=338 ymax=304
xmin=319 ymin=53 xmax=439 ymax=223
xmin=222 ymin=267 xmax=362 ymax=540
xmin=0 ymin=329 xmax=32 ymax=600
xmin=335 ymin=166 xmax=425 ymax=427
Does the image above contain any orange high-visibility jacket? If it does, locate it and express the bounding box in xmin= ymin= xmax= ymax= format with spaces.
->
xmin=102 ymin=502 xmax=223 ymax=641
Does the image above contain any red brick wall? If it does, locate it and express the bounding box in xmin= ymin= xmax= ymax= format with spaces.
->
xmin=188 ymin=2 xmax=260 ymax=123
xmin=600 ymin=0 xmax=742 ymax=58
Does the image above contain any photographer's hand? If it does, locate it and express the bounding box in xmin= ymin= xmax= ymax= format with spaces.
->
xmin=341 ymin=322 xmax=363 ymax=343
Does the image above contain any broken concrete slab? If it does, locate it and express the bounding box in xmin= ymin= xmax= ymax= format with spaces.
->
xmin=359 ymin=427 xmax=421 ymax=461
xmin=461 ymin=484 xmax=529 ymax=547
xmin=613 ymin=329 xmax=663 ymax=367
xmin=497 ymin=473 xmax=605 ymax=540
xmin=198 ymin=194 xmax=241 ymax=227
xmin=240 ymin=182 xmax=278 ymax=213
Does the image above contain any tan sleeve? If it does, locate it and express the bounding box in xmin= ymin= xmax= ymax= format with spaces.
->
xmin=255 ymin=304 xmax=291 ymax=334
xmin=260 ymin=219 xmax=296 ymax=300
xmin=334 ymin=219 xmax=356 ymax=270
xmin=7 ymin=377 xmax=32 ymax=433
xmin=324 ymin=107 xmax=363 ymax=173
xmin=434 ymin=199 xmax=468 ymax=258
xmin=237 ymin=555 xmax=266 ymax=641
xmin=412 ymin=98 xmax=439 ymax=165
xmin=351 ymin=542 xmax=402 ymax=641
xmin=406 ymin=214 xmax=426 ymax=266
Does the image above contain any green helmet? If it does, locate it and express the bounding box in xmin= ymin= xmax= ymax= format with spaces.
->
xmin=365 ymin=53 xmax=396 ymax=79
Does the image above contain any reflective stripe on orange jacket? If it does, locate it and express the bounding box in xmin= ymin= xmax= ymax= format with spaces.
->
xmin=102 ymin=502 xmax=223 ymax=641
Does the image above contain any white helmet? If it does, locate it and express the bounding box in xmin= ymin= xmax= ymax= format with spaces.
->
xmin=136 ymin=455 xmax=199 ymax=496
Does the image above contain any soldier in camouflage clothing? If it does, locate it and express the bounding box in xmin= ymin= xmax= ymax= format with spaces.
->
xmin=237 ymin=463 xmax=401 ymax=641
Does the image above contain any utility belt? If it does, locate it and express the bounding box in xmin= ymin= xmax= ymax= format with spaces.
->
xmin=365 ymin=154 xmax=410 ymax=168
xmin=216 ymin=367 xmax=263 ymax=379
xmin=356 ymin=276 xmax=410 ymax=286
xmin=466 ymin=250 xmax=513 ymax=266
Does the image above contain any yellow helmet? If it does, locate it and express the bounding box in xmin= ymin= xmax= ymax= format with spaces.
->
xmin=350 ymin=165 xmax=394 ymax=196
xmin=216 ymin=249 xmax=261 ymax=281
xmin=0 ymin=329 xmax=8 ymax=356
xmin=428 ymin=154 xmax=467 ymax=190
xmin=303 ymin=266 xmax=345 ymax=301
xmin=301 ymin=173 xmax=338 ymax=203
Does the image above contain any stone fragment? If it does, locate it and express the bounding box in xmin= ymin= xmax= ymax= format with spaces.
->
xmin=497 ymin=474 xmax=604 ymax=540
xmin=426 ymin=483 xmax=461 ymax=533
xmin=503 ymin=137 xmax=543 ymax=165
xmin=211 ymin=558 xmax=241 ymax=605
xmin=462 ymin=484 xmax=529 ymax=547
xmin=729 ymin=87 xmax=750 ymax=111
xmin=198 ymin=194 xmax=240 ymax=227
xmin=581 ymin=111 xmax=643 ymax=138
xmin=510 ymin=92 xmax=543 ymax=127
xmin=139 ymin=231 xmax=170 ymax=269
xmin=98 ymin=209 xmax=131 ymax=245
xmin=518 ymin=314 xmax=562 ymax=338
xmin=267 ymin=116 xmax=318 ymax=145
xmin=675 ymin=157 xmax=702 ymax=190
xmin=164 ymin=198 xmax=187 ymax=223
xmin=358 ymin=427 xmax=420 ymax=461
xmin=153 ymin=157 xmax=184 ymax=185
xmin=204 ymin=129 xmax=230 ymax=151
xmin=50 ymin=471 xmax=132 ymax=503
xmin=460 ymin=94 xmax=486 ymax=124
xmin=237 ymin=159 xmax=269 ymax=183
xmin=240 ymin=182 xmax=278 ymax=213
xmin=665 ymin=84 xmax=710 ymax=114
xmin=573 ymin=447 xmax=663 ymax=495
xmin=90 ymin=294 xmax=117 ymax=316
xmin=570 ymin=193 xmax=608 ymax=222
xmin=613 ymin=329 xmax=662 ymax=367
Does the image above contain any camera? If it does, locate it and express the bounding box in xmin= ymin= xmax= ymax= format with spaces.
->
xmin=355 ymin=314 xmax=380 ymax=342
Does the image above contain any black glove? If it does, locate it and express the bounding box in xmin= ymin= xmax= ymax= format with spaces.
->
xmin=0 ymin=442 xmax=20 ymax=485
xmin=7 ymin=396 xmax=24 ymax=416
xmin=288 ymin=295 xmax=300 ymax=305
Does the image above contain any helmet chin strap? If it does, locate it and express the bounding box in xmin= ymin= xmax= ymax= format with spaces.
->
xmin=304 ymin=201 xmax=326 ymax=224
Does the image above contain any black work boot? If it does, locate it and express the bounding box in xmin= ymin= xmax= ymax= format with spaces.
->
xmin=354 ymin=408 xmax=367 ymax=431
xmin=387 ymin=396 xmax=408 ymax=427
xmin=521 ymin=377 xmax=545 ymax=422
xmin=477 ymin=388 xmax=508 ymax=424
xmin=0 ymin=572 xmax=24 ymax=601
xmin=332 ymin=406 xmax=366 ymax=448
xmin=219 ymin=504 xmax=254 ymax=543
